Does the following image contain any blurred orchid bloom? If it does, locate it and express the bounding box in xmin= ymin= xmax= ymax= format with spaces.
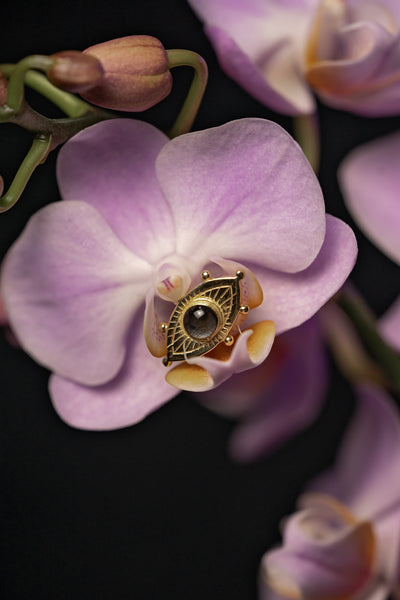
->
xmin=197 ymin=315 xmax=328 ymax=462
xmin=0 ymin=118 xmax=356 ymax=430
xmin=260 ymin=384 xmax=400 ymax=599
xmin=339 ymin=131 xmax=400 ymax=352
xmin=188 ymin=0 xmax=400 ymax=116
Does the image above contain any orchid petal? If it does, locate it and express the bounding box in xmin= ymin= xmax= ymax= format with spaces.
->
xmin=189 ymin=0 xmax=317 ymax=114
xmin=250 ymin=215 xmax=357 ymax=334
xmin=205 ymin=26 xmax=315 ymax=115
xmin=310 ymin=384 xmax=400 ymax=521
xmin=307 ymin=20 xmax=393 ymax=90
xmin=339 ymin=131 xmax=400 ymax=265
xmin=57 ymin=119 xmax=175 ymax=264
xmin=156 ymin=118 xmax=326 ymax=273
xmin=49 ymin=312 xmax=178 ymax=430
xmin=380 ymin=296 xmax=400 ymax=352
xmin=262 ymin=505 xmax=375 ymax=599
xmin=1 ymin=201 xmax=152 ymax=385
xmin=227 ymin=317 xmax=327 ymax=461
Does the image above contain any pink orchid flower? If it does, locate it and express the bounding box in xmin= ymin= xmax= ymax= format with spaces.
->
xmin=188 ymin=0 xmax=400 ymax=116
xmin=339 ymin=131 xmax=400 ymax=352
xmin=260 ymin=384 xmax=400 ymax=599
xmin=196 ymin=315 xmax=328 ymax=462
xmin=0 ymin=118 xmax=356 ymax=430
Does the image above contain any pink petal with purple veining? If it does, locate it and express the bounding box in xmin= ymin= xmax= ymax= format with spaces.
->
xmin=156 ymin=118 xmax=326 ymax=274
xmin=50 ymin=311 xmax=178 ymax=430
xmin=249 ymin=215 xmax=357 ymax=334
xmin=57 ymin=119 xmax=175 ymax=264
xmin=1 ymin=201 xmax=152 ymax=385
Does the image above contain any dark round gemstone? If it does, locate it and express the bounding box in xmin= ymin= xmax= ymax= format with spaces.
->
xmin=183 ymin=305 xmax=218 ymax=340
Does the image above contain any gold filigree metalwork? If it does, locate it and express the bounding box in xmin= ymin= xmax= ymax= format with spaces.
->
xmin=160 ymin=270 xmax=248 ymax=366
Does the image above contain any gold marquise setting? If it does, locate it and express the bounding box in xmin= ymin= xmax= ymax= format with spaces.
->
xmin=160 ymin=270 xmax=249 ymax=366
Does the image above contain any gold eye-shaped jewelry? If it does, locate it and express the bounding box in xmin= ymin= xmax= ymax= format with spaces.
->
xmin=160 ymin=270 xmax=248 ymax=366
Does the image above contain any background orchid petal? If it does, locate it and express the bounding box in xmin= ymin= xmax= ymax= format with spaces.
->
xmin=1 ymin=201 xmax=152 ymax=386
xmin=205 ymin=26 xmax=315 ymax=115
xmin=249 ymin=215 xmax=357 ymax=334
xmin=307 ymin=21 xmax=395 ymax=92
xmin=348 ymin=0 xmax=400 ymax=28
xmin=57 ymin=119 xmax=175 ymax=264
xmin=380 ymin=296 xmax=400 ymax=352
xmin=188 ymin=0 xmax=318 ymax=114
xmin=226 ymin=317 xmax=327 ymax=461
xmin=156 ymin=118 xmax=326 ymax=273
xmin=49 ymin=312 xmax=178 ymax=430
xmin=309 ymin=384 xmax=400 ymax=521
xmin=262 ymin=515 xmax=375 ymax=599
xmin=339 ymin=130 xmax=400 ymax=265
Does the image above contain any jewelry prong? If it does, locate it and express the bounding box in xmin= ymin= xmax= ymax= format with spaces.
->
xmin=224 ymin=335 xmax=234 ymax=346
xmin=236 ymin=270 xmax=244 ymax=280
xmin=163 ymin=357 xmax=172 ymax=367
xmin=159 ymin=322 xmax=168 ymax=333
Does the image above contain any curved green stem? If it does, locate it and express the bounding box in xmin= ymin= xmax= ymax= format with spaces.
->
xmin=337 ymin=288 xmax=400 ymax=396
xmin=167 ymin=50 xmax=208 ymax=138
xmin=293 ymin=113 xmax=320 ymax=174
xmin=0 ymin=56 xmax=54 ymax=119
xmin=0 ymin=135 xmax=52 ymax=212
xmin=1 ymin=62 xmax=93 ymax=118
xmin=320 ymin=301 xmax=387 ymax=387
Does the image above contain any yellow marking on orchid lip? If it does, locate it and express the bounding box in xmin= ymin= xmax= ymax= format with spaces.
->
xmin=298 ymin=493 xmax=357 ymax=525
xmin=165 ymin=362 xmax=213 ymax=392
xmin=246 ymin=320 xmax=276 ymax=363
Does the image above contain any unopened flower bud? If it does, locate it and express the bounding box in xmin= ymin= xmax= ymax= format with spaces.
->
xmin=0 ymin=70 xmax=8 ymax=105
xmin=48 ymin=51 xmax=104 ymax=93
xmin=81 ymin=35 xmax=172 ymax=111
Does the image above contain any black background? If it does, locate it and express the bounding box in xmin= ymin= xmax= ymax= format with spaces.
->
xmin=1 ymin=1 xmax=400 ymax=599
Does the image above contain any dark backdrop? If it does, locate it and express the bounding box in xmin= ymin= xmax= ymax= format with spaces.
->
xmin=1 ymin=2 xmax=399 ymax=599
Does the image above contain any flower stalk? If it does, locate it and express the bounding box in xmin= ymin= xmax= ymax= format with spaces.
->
xmin=166 ymin=49 xmax=208 ymax=138
xmin=337 ymin=288 xmax=400 ymax=396
xmin=293 ymin=113 xmax=320 ymax=173
xmin=0 ymin=57 xmax=112 ymax=212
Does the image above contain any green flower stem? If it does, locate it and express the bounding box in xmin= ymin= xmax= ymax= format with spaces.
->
xmin=338 ymin=288 xmax=400 ymax=396
xmin=1 ymin=62 xmax=93 ymax=119
xmin=0 ymin=101 xmax=113 ymax=212
xmin=320 ymin=301 xmax=387 ymax=387
xmin=293 ymin=113 xmax=320 ymax=174
xmin=0 ymin=134 xmax=52 ymax=212
xmin=0 ymin=56 xmax=55 ymax=119
xmin=167 ymin=50 xmax=208 ymax=138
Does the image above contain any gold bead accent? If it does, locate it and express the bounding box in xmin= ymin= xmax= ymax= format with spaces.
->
xmin=201 ymin=270 xmax=211 ymax=280
xmin=224 ymin=336 xmax=234 ymax=346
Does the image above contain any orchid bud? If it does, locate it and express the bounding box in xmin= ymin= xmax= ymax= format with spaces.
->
xmin=0 ymin=70 xmax=8 ymax=105
xmin=48 ymin=51 xmax=104 ymax=93
xmin=80 ymin=35 xmax=173 ymax=111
